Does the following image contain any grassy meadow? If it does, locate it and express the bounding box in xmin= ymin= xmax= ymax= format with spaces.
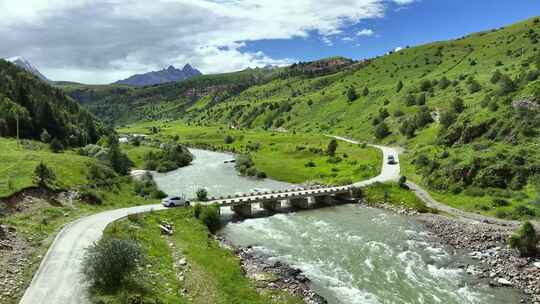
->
xmin=119 ymin=122 xmax=383 ymax=185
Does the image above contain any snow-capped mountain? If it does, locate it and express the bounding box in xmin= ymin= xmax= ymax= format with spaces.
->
xmin=7 ymin=56 xmax=49 ymax=82
xmin=115 ymin=64 xmax=202 ymax=86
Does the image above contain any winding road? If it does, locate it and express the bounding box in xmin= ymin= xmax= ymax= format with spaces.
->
xmin=20 ymin=137 xmax=401 ymax=304
xmin=21 ymin=136 xmax=531 ymax=304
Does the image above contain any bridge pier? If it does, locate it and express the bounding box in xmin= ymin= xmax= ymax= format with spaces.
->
xmin=260 ymin=199 xmax=280 ymax=212
xmin=231 ymin=203 xmax=252 ymax=217
xmin=289 ymin=197 xmax=309 ymax=209
xmin=313 ymin=195 xmax=333 ymax=206
xmin=334 ymin=190 xmax=353 ymax=202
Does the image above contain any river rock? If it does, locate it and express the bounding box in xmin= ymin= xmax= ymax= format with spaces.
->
xmin=497 ymin=278 xmax=513 ymax=286
xmin=0 ymin=225 xmax=6 ymax=239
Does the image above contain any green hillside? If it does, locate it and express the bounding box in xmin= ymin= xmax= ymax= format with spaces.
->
xmin=0 ymin=60 xmax=106 ymax=145
xmin=72 ymin=16 xmax=540 ymax=219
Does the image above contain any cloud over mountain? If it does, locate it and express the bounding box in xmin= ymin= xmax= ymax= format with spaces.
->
xmin=0 ymin=0 xmax=409 ymax=84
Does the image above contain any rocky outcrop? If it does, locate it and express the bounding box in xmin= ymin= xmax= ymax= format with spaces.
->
xmin=512 ymin=99 xmax=539 ymax=110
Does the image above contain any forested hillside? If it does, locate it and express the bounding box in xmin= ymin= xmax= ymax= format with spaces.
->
xmin=0 ymin=60 xmax=105 ymax=145
xmin=69 ymin=16 xmax=540 ymax=218
xmin=59 ymin=67 xmax=289 ymax=125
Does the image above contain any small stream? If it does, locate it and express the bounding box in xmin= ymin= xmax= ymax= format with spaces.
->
xmin=154 ymin=149 xmax=522 ymax=304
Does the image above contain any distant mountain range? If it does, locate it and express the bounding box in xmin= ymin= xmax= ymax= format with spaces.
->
xmin=7 ymin=56 xmax=49 ymax=82
xmin=115 ymin=64 xmax=202 ymax=86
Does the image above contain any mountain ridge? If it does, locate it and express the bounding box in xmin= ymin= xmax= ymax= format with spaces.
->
xmin=7 ymin=56 xmax=49 ymax=82
xmin=115 ymin=64 xmax=202 ymax=86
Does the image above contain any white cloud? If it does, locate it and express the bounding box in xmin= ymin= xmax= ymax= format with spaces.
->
xmin=357 ymin=28 xmax=375 ymax=36
xmin=393 ymin=0 xmax=417 ymax=4
xmin=0 ymin=0 xmax=402 ymax=83
xmin=394 ymin=46 xmax=403 ymax=52
xmin=342 ymin=37 xmax=354 ymax=42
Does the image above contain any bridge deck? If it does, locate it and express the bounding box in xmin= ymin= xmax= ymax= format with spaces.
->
xmin=205 ymin=185 xmax=353 ymax=207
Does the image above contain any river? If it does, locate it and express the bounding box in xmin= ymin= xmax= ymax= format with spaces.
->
xmin=154 ymin=149 xmax=522 ymax=304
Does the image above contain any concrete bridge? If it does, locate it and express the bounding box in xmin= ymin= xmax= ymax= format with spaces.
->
xmin=203 ymin=185 xmax=361 ymax=217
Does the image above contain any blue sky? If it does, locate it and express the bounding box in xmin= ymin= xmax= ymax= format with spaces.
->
xmin=1 ymin=0 xmax=539 ymax=83
xmin=241 ymin=0 xmax=540 ymax=63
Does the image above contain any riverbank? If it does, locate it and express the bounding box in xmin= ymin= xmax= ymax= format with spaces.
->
xmin=417 ymin=213 xmax=540 ymax=303
xmin=217 ymin=235 xmax=327 ymax=304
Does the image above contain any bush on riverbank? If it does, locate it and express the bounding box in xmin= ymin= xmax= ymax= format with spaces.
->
xmin=508 ymin=221 xmax=539 ymax=257
xmin=133 ymin=173 xmax=166 ymax=199
xmin=82 ymin=237 xmax=144 ymax=292
xmin=199 ymin=204 xmax=221 ymax=233
xmin=143 ymin=142 xmax=193 ymax=172
xmin=235 ymin=154 xmax=266 ymax=179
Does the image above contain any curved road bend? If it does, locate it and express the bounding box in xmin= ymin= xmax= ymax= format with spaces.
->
xmin=20 ymin=138 xmax=401 ymax=304
xmin=20 ymin=204 xmax=165 ymax=304
xmin=331 ymin=135 xmax=540 ymax=230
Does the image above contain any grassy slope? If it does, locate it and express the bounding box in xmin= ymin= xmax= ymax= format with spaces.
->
xmin=119 ymin=122 xmax=382 ymax=185
xmin=0 ymin=138 xmax=93 ymax=197
xmin=170 ymin=17 xmax=540 ymax=219
xmin=74 ymin=17 xmax=540 ymax=219
xmin=101 ymin=209 xmax=303 ymax=304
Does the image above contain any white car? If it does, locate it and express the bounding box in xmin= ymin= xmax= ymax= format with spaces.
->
xmin=162 ymin=196 xmax=190 ymax=207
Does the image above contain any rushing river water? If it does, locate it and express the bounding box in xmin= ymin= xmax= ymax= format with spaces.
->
xmin=154 ymin=149 xmax=521 ymax=304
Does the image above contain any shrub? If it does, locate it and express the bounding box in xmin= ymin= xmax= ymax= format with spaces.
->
xmin=396 ymin=80 xmax=403 ymax=92
xmin=451 ymin=97 xmax=465 ymax=113
xmin=374 ymin=122 xmax=391 ymax=139
xmin=34 ymin=162 xmax=56 ymax=188
xmin=508 ymin=221 xmax=538 ymax=257
xmin=40 ymin=129 xmax=51 ymax=143
xmin=326 ymin=139 xmax=338 ymax=156
xmin=492 ymin=198 xmax=510 ymax=207
xmin=512 ymin=205 xmax=536 ymax=218
xmin=256 ymin=171 xmax=267 ymax=179
xmin=200 ymin=204 xmax=221 ymax=233
xmin=193 ymin=204 xmax=203 ymax=218
xmin=245 ymin=167 xmax=258 ymax=176
xmin=156 ymin=160 xmax=177 ymax=173
xmin=351 ymin=187 xmax=363 ymax=198
xmin=327 ymin=156 xmax=342 ymax=164
xmin=495 ymin=209 xmax=509 ymax=219
xmin=417 ymin=93 xmax=426 ymax=105
xmin=346 ymin=87 xmax=357 ymax=102
xmin=79 ymin=188 xmax=103 ymax=205
xmin=81 ymin=237 xmax=143 ymax=292
xmin=398 ymin=176 xmax=408 ymax=188
xmin=224 ymin=135 xmax=234 ymax=144
xmin=49 ymin=138 xmax=64 ymax=153
xmin=304 ymin=161 xmax=316 ymax=167
xmin=196 ymin=188 xmax=208 ymax=201
xmin=362 ymin=86 xmax=369 ymax=96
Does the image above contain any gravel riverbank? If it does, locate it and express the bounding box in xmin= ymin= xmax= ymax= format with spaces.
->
xmin=216 ymin=235 xmax=327 ymax=304
xmin=416 ymin=213 xmax=540 ymax=304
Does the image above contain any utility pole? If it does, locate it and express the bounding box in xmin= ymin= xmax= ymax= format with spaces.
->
xmin=16 ymin=112 xmax=19 ymax=149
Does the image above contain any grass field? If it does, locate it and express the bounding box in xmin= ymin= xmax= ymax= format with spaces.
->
xmin=362 ymin=182 xmax=435 ymax=213
xmin=119 ymin=122 xmax=383 ymax=185
xmin=0 ymin=138 xmax=94 ymax=197
xmin=99 ymin=208 xmax=303 ymax=304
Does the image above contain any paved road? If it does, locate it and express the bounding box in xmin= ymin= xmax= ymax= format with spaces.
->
xmin=19 ymin=204 xmax=165 ymax=304
xmin=330 ymin=136 xmax=401 ymax=185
